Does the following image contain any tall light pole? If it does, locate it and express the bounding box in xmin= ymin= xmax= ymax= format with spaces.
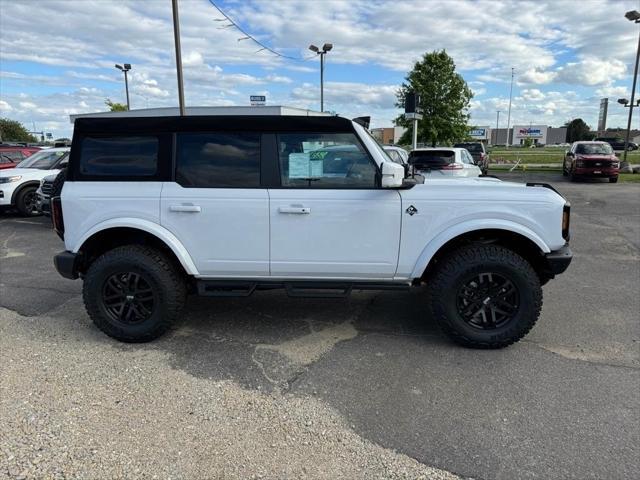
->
xmin=172 ymin=0 xmax=186 ymax=116
xmin=115 ymin=63 xmax=131 ymax=110
xmin=622 ymin=10 xmax=640 ymax=167
xmin=495 ymin=110 xmax=501 ymax=145
xmin=309 ymin=43 xmax=333 ymax=112
xmin=505 ymin=67 xmax=514 ymax=148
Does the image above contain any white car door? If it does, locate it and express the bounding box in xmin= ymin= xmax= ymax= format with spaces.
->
xmin=269 ymin=132 xmax=401 ymax=279
xmin=160 ymin=132 xmax=269 ymax=277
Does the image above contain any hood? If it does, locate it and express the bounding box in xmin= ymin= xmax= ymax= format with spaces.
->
xmin=0 ymin=168 xmax=59 ymax=178
xmin=404 ymin=176 xmax=566 ymax=204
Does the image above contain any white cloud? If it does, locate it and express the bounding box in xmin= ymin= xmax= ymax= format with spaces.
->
xmin=0 ymin=100 xmax=13 ymax=112
xmin=555 ymin=57 xmax=627 ymax=86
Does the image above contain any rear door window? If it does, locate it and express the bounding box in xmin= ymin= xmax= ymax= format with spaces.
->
xmin=80 ymin=136 xmax=158 ymax=176
xmin=175 ymin=132 xmax=260 ymax=188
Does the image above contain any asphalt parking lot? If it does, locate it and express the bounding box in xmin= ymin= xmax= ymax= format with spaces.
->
xmin=1 ymin=172 xmax=638 ymax=479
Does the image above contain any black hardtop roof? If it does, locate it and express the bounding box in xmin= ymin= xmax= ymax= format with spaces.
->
xmin=73 ymin=115 xmax=355 ymax=134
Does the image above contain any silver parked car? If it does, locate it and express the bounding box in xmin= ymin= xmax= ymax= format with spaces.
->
xmin=409 ymin=147 xmax=482 ymax=178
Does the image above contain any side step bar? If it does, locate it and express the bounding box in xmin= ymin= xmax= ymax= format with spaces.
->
xmin=197 ymin=280 xmax=410 ymax=298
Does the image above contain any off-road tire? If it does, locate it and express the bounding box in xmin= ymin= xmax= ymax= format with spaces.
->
xmin=83 ymin=245 xmax=186 ymax=342
xmin=562 ymin=164 xmax=568 ymax=176
xmin=609 ymin=176 xmax=618 ymax=183
xmin=15 ymin=185 xmax=39 ymax=216
xmin=429 ymin=244 xmax=542 ymax=349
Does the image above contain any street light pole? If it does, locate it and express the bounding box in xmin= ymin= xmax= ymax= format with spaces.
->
xmin=622 ymin=10 xmax=640 ymax=167
xmin=309 ymin=43 xmax=333 ymax=112
xmin=115 ymin=63 xmax=132 ymax=110
xmin=495 ymin=110 xmax=501 ymax=145
xmin=505 ymin=67 xmax=514 ymax=148
xmin=172 ymin=0 xmax=186 ymax=116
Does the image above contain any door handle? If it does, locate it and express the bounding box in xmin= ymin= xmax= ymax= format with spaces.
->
xmin=279 ymin=206 xmax=310 ymax=214
xmin=170 ymin=204 xmax=201 ymax=213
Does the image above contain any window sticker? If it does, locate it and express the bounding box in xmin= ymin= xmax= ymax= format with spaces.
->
xmin=288 ymin=152 xmax=324 ymax=178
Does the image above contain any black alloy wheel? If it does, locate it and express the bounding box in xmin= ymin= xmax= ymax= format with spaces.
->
xmin=456 ymin=272 xmax=519 ymax=330
xmin=101 ymin=271 xmax=157 ymax=324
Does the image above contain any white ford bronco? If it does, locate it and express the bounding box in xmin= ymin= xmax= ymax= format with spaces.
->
xmin=52 ymin=113 xmax=572 ymax=348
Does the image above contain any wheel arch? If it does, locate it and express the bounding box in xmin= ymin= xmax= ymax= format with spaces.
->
xmin=73 ymin=220 xmax=198 ymax=276
xmin=412 ymin=222 xmax=552 ymax=283
xmin=11 ymin=180 xmax=40 ymax=204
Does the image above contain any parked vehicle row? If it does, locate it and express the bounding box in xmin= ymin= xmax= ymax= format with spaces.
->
xmin=595 ymin=137 xmax=639 ymax=152
xmin=0 ymin=147 xmax=69 ymax=215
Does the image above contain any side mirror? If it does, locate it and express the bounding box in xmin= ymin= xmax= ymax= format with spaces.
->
xmin=381 ymin=161 xmax=405 ymax=188
xmin=566 ymin=151 xmax=573 ymax=157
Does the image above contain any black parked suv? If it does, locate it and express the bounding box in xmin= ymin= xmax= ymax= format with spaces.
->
xmin=453 ymin=142 xmax=489 ymax=174
xmin=596 ymin=137 xmax=638 ymax=151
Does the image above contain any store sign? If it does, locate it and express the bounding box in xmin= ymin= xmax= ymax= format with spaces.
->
xmin=250 ymin=95 xmax=266 ymax=106
xmin=470 ymin=128 xmax=486 ymax=137
xmin=517 ymin=127 xmax=543 ymax=138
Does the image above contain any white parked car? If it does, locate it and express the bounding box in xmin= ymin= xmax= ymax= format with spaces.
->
xmin=51 ymin=114 xmax=572 ymax=349
xmin=409 ymin=147 xmax=482 ymax=178
xmin=383 ymin=145 xmax=409 ymax=165
xmin=0 ymin=147 xmax=69 ymax=215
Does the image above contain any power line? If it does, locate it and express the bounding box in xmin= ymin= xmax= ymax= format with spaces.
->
xmin=208 ymin=1 xmax=314 ymax=61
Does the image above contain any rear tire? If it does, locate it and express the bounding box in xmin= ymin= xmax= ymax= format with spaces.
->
xmin=609 ymin=176 xmax=618 ymax=183
xmin=562 ymin=162 xmax=568 ymax=176
xmin=428 ymin=244 xmax=542 ymax=349
xmin=15 ymin=185 xmax=40 ymax=216
xmin=83 ymin=245 xmax=186 ymax=342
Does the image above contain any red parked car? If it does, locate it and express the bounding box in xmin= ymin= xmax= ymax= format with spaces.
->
xmin=563 ymin=141 xmax=620 ymax=183
xmin=0 ymin=145 xmax=42 ymax=170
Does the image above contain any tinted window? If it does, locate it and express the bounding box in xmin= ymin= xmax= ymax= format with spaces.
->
xmin=278 ymin=132 xmax=377 ymax=188
xmin=80 ymin=137 xmax=158 ymax=176
xmin=454 ymin=143 xmax=483 ymax=153
xmin=176 ymin=133 xmax=260 ymax=188
xmin=409 ymin=150 xmax=455 ymax=167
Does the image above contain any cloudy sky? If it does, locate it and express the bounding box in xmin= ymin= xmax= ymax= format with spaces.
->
xmin=0 ymin=0 xmax=638 ymax=139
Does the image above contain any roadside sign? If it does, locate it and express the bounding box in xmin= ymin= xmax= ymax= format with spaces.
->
xmin=250 ymin=95 xmax=266 ymax=106
xmin=404 ymin=113 xmax=423 ymax=120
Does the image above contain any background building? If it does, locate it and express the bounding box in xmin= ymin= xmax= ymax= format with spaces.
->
xmin=490 ymin=126 xmax=567 ymax=146
xmin=371 ymin=126 xmax=407 ymax=144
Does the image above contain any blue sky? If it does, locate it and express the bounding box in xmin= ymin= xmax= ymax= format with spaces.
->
xmin=0 ymin=0 xmax=638 ymax=139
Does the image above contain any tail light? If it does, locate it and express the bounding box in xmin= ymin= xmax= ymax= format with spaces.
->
xmin=562 ymin=203 xmax=571 ymax=241
xmin=441 ymin=163 xmax=464 ymax=170
xmin=51 ymin=196 xmax=64 ymax=240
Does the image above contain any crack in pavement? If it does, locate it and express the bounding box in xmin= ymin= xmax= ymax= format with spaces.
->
xmin=524 ymin=340 xmax=639 ymax=370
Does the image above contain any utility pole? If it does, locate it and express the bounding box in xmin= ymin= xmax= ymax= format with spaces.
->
xmin=172 ymin=0 xmax=186 ymax=116
xmin=622 ymin=10 xmax=640 ymax=167
xmin=505 ymin=67 xmax=514 ymax=148
xmin=495 ymin=110 xmax=501 ymax=145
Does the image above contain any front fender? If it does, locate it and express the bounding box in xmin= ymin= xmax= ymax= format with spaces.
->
xmin=409 ymin=219 xmax=550 ymax=279
xmin=72 ymin=217 xmax=199 ymax=275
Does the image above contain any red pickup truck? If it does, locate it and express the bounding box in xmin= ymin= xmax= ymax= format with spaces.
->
xmin=563 ymin=141 xmax=620 ymax=183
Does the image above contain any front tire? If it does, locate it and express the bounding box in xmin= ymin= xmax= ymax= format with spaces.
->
xmin=429 ymin=244 xmax=542 ymax=349
xmin=83 ymin=245 xmax=186 ymax=342
xmin=15 ymin=186 xmax=40 ymax=216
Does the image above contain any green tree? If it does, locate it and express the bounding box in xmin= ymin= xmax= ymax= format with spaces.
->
xmin=523 ymin=137 xmax=534 ymax=148
xmin=564 ymin=118 xmax=591 ymax=143
xmin=395 ymin=50 xmax=473 ymax=147
xmin=0 ymin=118 xmax=38 ymax=142
xmin=105 ymin=99 xmax=128 ymax=111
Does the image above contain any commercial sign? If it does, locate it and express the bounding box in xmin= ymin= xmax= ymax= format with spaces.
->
xmin=516 ymin=127 xmax=544 ymax=138
xmin=598 ymin=98 xmax=608 ymax=131
xmin=250 ymin=95 xmax=266 ymax=106
xmin=469 ymin=127 xmax=490 ymax=140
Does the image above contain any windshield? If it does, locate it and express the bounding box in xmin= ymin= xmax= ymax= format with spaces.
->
xmin=454 ymin=143 xmax=483 ymax=153
xmin=355 ymin=123 xmax=395 ymax=163
xmin=576 ymin=143 xmax=613 ymax=155
xmin=409 ymin=150 xmax=455 ymax=166
xmin=16 ymin=150 xmax=68 ymax=169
